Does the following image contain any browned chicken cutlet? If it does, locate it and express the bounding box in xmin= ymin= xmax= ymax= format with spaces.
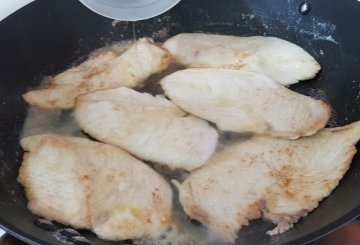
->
xmin=18 ymin=134 xmax=173 ymax=241
xmin=23 ymin=38 xmax=170 ymax=109
xmin=176 ymin=121 xmax=360 ymax=243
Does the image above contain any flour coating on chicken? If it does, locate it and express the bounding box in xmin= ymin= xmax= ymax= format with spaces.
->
xmin=163 ymin=33 xmax=320 ymax=86
xmin=23 ymin=39 xmax=170 ymax=109
xmin=18 ymin=134 xmax=172 ymax=241
xmin=177 ymin=121 xmax=360 ymax=243
xmin=162 ymin=68 xmax=330 ymax=139
xmin=75 ymin=87 xmax=218 ymax=171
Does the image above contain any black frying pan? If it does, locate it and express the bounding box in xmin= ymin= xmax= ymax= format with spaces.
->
xmin=1 ymin=0 xmax=360 ymax=244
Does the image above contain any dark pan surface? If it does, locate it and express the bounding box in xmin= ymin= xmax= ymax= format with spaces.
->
xmin=0 ymin=0 xmax=360 ymax=244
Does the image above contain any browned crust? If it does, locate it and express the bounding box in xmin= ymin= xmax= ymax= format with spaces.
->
xmin=273 ymin=99 xmax=332 ymax=139
xmin=298 ymin=100 xmax=332 ymax=137
xmin=22 ymin=86 xmax=68 ymax=110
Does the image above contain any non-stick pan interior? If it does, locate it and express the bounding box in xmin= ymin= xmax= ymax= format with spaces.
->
xmin=0 ymin=0 xmax=360 ymax=244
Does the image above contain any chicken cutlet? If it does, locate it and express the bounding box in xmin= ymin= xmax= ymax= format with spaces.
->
xmin=176 ymin=121 xmax=360 ymax=243
xmin=74 ymin=87 xmax=218 ymax=171
xmin=18 ymin=134 xmax=172 ymax=241
xmin=23 ymin=38 xmax=170 ymax=110
xmin=163 ymin=33 xmax=320 ymax=86
xmin=161 ymin=68 xmax=330 ymax=139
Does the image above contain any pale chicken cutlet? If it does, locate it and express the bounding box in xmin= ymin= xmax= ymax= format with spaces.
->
xmin=74 ymin=87 xmax=218 ymax=171
xmin=18 ymin=134 xmax=173 ymax=241
xmin=176 ymin=121 xmax=360 ymax=243
xmin=163 ymin=33 xmax=320 ymax=86
xmin=161 ymin=68 xmax=330 ymax=139
xmin=23 ymin=38 xmax=170 ymax=110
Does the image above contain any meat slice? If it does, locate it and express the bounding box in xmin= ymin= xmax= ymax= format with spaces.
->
xmin=177 ymin=121 xmax=360 ymax=243
xmin=262 ymin=122 xmax=360 ymax=235
xmin=74 ymin=87 xmax=218 ymax=171
xmin=161 ymin=68 xmax=330 ymax=139
xmin=18 ymin=134 xmax=172 ymax=241
xmin=23 ymin=39 xmax=170 ymax=109
xmin=163 ymin=33 xmax=320 ymax=86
